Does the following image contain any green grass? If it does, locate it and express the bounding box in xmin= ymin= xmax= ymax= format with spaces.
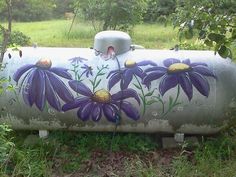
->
xmin=172 ymin=135 xmax=236 ymax=177
xmin=11 ymin=20 xmax=95 ymax=47
xmin=11 ymin=20 xmax=180 ymax=49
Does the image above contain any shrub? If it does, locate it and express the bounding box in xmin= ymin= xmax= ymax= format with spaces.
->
xmin=0 ymin=124 xmax=14 ymax=169
xmin=76 ymin=0 xmax=147 ymax=32
xmin=143 ymin=0 xmax=176 ymax=23
xmin=173 ymin=0 xmax=236 ymax=58
xmin=9 ymin=31 xmax=31 ymax=46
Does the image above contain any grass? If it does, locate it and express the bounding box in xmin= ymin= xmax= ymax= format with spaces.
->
xmin=1 ymin=19 xmax=236 ymax=176
xmin=11 ymin=19 xmax=180 ymax=49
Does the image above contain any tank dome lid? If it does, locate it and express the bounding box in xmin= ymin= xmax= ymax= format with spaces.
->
xmin=93 ymin=31 xmax=131 ymax=55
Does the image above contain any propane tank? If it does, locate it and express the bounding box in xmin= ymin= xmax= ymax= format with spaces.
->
xmin=0 ymin=31 xmax=236 ymax=134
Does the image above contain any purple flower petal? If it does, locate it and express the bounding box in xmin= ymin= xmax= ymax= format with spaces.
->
xmin=192 ymin=66 xmax=216 ymax=78
xmin=111 ymin=89 xmax=140 ymax=105
xmin=134 ymin=67 xmax=145 ymax=79
xmin=13 ymin=64 xmax=34 ymax=83
xmin=77 ymin=101 xmax=93 ymax=121
xmin=46 ymin=72 xmax=74 ymax=102
xmin=69 ymin=80 xmax=93 ymax=97
xmin=49 ymin=67 xmax=72 ymax=80
xmin=189 ymin=72 xmax=210 ymax=97
xmin=81 ymin=64 xmax=93 ymax=78
xmin=137 ymin=60 xmax=157 ymax=66
xmin=89 ymin=70 xmax=93 ymax=76
xmin=143 ymin=71 xmax=165 ymax=85
xmin=103 ymin=104 xmax=117 ymax=122
xmin=92 ymin=103 xmax=102 ymax=122
xmin=163 ymin=58 xmax=180 ymax=67
xmin=179 ymin=74 xmax=193 ymax=101
xmin=69 ymin=57 xmax=87 ymax=64
xmin=81 ymin=64 xmax=89 ymax=69
xmin=121 ymin=101 xmax=140 ymax=120
xmin=22 ymin=69 xmax=36 ymax=106
xmin=86 ymin=71 xmax=89 ymax=77
xmin=159 ymin=74 xmax=178 ymax=96
xmin=145 ymin=66 xmax=166 ymax=73
xmin=28 ymin=70 xmax=40 ymax=107
xmin=122 ymin=69 xmax=133 ymax=89
xmin=106 ymin=69 xmax=120 ymax=79
xmin=45 ymin=74 xmax=61 ymax=111
xmin=62 ymin=97 xmax=90 ymax=111
xmin=190 ymin=62 xmax=208 ymax=67
xmin=182 ymin=59 xmax=191 ymax=65
xmin=35 ymin=70 xmax=46 ymax=111
xmin=108 ymin=72 xmax=121 ymax=90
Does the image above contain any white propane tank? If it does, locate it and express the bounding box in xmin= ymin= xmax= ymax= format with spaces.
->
xmin=0 ymin=31 xmax=236 ymax=134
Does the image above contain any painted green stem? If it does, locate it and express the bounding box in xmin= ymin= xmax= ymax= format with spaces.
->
xmin=92 ymin=65 xmax=108 ymax=93
xmin=161 ymin=84 xmax=181 ymax=118
xmin=134 ymin=75 xmax=146 ymax=116
xmin=152 ymin=95 xmax=165 ymax=114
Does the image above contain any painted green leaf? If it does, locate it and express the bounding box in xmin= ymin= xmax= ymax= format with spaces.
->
xmin=169 ymin=96 xmax=173 ymax=107
xmin=98 ymin=72 xmax=106 ymax=76
xmin=89 ymin=80 xmax=94 ymax=85
xmin=146 ymin=100 xmax=157 ymax=105
xmin=145 ymin=90 xmax=155 ymax=97
xmin=133 ymin=83 xmax=141 ymax=89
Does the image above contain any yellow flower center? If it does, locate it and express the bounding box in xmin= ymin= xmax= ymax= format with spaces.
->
xmin=92 ymin=89 xmax=111 ymax=103
xmin=36 ymin=58 xmax=52 ymax=69
xmin=125 ymin=59 xmax=137 ymax=68
xmin=168 ymin=63 xmax=191 ymax=73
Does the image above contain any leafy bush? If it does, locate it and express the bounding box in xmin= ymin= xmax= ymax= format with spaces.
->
xmin=0 ymin=0 xmax=54 ymax=21
xmin=143 ymin=0 xmax=176 ymax=23
xmin=52 ymin=0 xmax=74 ymax=18
xmin=0 ymin=0 xmax=75 ymax=21
xmin=76 ymin=0 xmax=147 ymax=32
xmin=0 ymin=124 xmax=14 ymax=169
xmin=173 ymin=0 xmax=236 ymax=58
xmin=179 ymin=40 xmax=210 ymax=50
xmin=9 ymin=31 xmax=31 ymax=46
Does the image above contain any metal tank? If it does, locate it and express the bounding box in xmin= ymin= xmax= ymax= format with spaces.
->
xmin=0 ymin=30 xmax=236 ymax=134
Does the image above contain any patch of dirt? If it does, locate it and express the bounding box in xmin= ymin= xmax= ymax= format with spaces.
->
xmin=52 ymin=148 xmax=183 ymax=177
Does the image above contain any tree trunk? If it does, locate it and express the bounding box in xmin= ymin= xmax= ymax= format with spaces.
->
xmin=0 ymin=0 xmax=12 ymax=63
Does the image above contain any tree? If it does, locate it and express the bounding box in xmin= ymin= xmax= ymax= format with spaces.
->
xmin=75 ymin=0 xmax=147 ymax=32
xmin=0 ymin=0 xmax=12 ymax=63
xmin=0 ymin=0 xmax=55 ymax=22
xmin=143 ymin=0 xmax=176 ymax=23
xmin=173 ymin=0 xmax=236 ymax=58
xmin=52 ymin=0 xmax=74 ymax=18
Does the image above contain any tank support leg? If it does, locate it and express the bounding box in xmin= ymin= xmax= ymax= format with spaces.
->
xmin=174 ymin=133 xmax=185 ymax=143
xmin=162 ymin=133 xmax=185 ymax=148
xmin=39 ymin=130 xmax=49 ymax=139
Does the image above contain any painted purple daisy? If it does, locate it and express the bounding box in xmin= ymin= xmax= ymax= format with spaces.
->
xmin=107 ymin=59 xmax=157 ymax=90
xmin=81 ymin=64 xmax=93 ymax=77
xmin=68 ymin=57 xmax=87 ymax=64
xmin=143 ymin=58 xmax=216 ymax=100
xmin=62 ymin=80 xmax=140 ymax=122
xmin=13 ymin=58 xmax=74 ymax=111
